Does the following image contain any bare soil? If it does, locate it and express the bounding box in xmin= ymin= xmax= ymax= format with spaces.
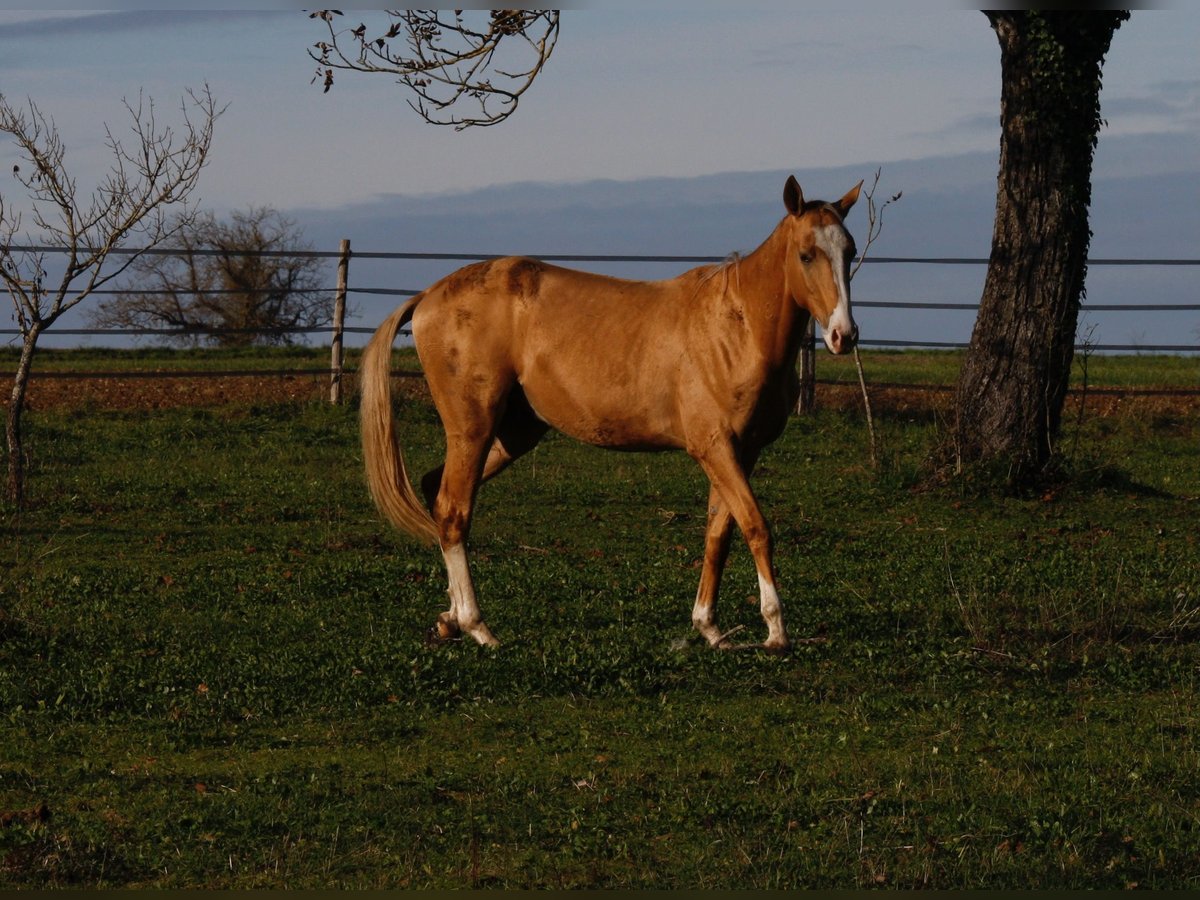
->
xmin=3 ymin=372 xmax=1196 ymax=421
xmin=6 ymin=372 xmax=329 ymax=412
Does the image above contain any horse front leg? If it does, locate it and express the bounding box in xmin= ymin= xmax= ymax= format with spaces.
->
xmin=693 ymin=440 xmax=789 ymax=652
xmin=692 ymin=484 xmax=736 ymax=647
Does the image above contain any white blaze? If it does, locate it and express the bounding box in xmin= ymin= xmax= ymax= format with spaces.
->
xmin=813 ymin=223 xmax=855 ymax=353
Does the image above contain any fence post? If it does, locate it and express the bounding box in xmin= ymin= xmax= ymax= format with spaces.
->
xmin=796 ymin=316 xmax=816 ymax=414
xmin=329 ymin=238 xmax=351 ymax=404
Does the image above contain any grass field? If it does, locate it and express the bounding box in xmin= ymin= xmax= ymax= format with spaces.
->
xmin=2 ymin=350 xmax=1199 ymax=888
xmin=8 ymin=342 xmax=1200 ymax=385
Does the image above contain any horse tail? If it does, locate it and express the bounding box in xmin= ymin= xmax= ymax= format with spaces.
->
xmin=360 ymin=295 xmax=440 ymax=546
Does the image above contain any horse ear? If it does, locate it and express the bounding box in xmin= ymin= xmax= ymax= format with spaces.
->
xmin=783 ymin=175 xmax=804 ymax=216
xmin=836 ymin=180 xmax=864 ymax=218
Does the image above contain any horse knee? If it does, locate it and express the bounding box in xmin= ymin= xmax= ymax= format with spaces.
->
xmin=437 ymin=511 xmax=470 ymax=548
xmin=742 ymin=522 xmax=773 ymax=558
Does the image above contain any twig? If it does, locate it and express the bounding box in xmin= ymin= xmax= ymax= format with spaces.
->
xmin=852 ymin=346 xmax=877 ymax=470
xmin=716 ymin=624 xmax=746 ymax=645
xmin=849 ymin=169 xmax=902 ymax=471
xmin=1070 ymin=322 xmax=1098 ymax=461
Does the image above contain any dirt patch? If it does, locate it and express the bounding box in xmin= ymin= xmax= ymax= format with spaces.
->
xmin=3 ymin=372 xmax=1195 ymax=420
xmin=815 ymin=383 xmax=1200 ymax=423
xmin=2 ymin=371 xmax=438 ymax=413
xmin=5 ymin=373 xmax=329 ymax=412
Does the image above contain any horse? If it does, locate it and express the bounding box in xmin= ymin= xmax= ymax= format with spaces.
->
xmin=360 ymin=176 xmax=862 ymax=651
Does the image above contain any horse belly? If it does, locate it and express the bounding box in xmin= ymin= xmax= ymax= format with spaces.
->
xmin=517 ymin=338 xmax=685 ymax=451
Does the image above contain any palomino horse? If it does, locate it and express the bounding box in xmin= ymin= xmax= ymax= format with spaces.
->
xmin=360 ymin=176 xmax=861 ymax=651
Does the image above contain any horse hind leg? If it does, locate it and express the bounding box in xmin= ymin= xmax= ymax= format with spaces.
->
xmin=432 ymin=433 xmax=498 ymax=647
xmin=438 ymin=545 xmax=497 ymax=647
xmin=421 ymin=389 xmax=548 ymax=508
xmin=430 ymin=391 xmax=548 ymax=647
xmin=479 ymin=389 xmax=550 ymax=486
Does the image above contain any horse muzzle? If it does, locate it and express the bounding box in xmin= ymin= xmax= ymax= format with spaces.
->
xmin=824 ymin=321 xmax=858 ymax=355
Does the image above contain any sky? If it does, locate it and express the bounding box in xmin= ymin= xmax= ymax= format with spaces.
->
xmin=1 ymin=5 xmax=1198 ymax=350
xmin=2 ymin=6 xmax=1196 ymax=213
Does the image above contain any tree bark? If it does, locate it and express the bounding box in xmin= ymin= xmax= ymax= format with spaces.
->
xmin=6 ymin=325 xmax=40 ymax=504
xmin=953 ymin=11 xmax=1127 ymax=485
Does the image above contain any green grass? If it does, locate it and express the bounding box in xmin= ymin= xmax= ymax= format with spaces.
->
xmin=1 ymin=354 xmax=1199 ymax=888
xmin=822 ymin=348 xmax=1199 ymax=389
xmin=5 ymin=345 xmax=1195 ymax=386
xmin=1 ymin=344 xmax=350 ymax=373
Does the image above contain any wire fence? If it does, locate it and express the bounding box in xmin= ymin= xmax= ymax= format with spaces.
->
xmin=4 ymin=242 xmax=1199 ymax=399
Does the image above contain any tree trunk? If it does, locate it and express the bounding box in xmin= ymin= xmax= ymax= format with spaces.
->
xmin=6 ymin=325 xmax=40 ymax=505
xmin=953 ymin=11 xmax=1128 ymax=485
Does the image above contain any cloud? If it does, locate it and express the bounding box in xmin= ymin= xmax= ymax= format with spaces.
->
xmin=736 ymin=38 xmax=848 ymax=70
xmin=904 ymin=111 xmax=998 ymax=146
xmin=1103 ymin=95 xmax=1181 ymax=118
xmin=0 ymin=10 xmax=290 ymax=42
xmin=916 ymin=76 xmax=1200 ymax=146
xmin=1103 ymin=78 xmax=1200 ymax=130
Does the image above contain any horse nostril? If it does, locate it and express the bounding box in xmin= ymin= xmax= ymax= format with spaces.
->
xmin=828 ymin=325 xmax=856 ymax=355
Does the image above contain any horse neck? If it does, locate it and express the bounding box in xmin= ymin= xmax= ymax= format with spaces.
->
xmin=729 ymin=219 xmax=805 ymax=366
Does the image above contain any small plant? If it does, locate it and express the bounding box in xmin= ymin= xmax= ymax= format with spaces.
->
xmin=847 ymin=168 xmax=902 ymax=472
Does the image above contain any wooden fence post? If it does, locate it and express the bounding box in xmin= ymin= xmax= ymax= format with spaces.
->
xmin=329 ymin=238 xmax=351 ymax=404
xmin=796 ymin=316 xmax=816 ymax=414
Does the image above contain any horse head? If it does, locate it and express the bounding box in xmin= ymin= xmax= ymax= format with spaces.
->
xmin=782 ymin=176 xmax=862 ymax=355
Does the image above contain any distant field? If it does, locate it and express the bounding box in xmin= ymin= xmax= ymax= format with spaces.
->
xmin=1 ymin=349 xmax=1198 ymax=888
xmin=4 ymin=346 xmax=1197 ymax=414
xmin=4 ymin=344 xmax=1197 ymax=385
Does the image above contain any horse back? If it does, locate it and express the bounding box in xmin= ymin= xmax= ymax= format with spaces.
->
xmin=411 ymin=256 xmax=792 ymax=452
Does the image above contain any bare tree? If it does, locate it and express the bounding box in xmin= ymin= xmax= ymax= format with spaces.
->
xmin=90 ymin=207 xmax=328 ymax=348
xmin=308 ymin=9 xmax=560 ymax=128
xmin=0 ymin=86 xmax=221 ymax=504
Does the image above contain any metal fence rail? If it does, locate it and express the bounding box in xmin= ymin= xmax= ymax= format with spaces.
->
xmin=3 ymin=242 xmax=1198 ymax=399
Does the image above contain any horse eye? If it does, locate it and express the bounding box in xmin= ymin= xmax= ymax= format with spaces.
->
xmin=799 ymin=252 xmax=814 ymax=265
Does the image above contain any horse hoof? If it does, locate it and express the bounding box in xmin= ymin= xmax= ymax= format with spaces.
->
xmin=707 ymin=623 xmax=745 ymax=649
xmin=428 ymin=615 xmax=460 ymax=644
xmin=464 ymin=623 xmax=500 ymax=647
xmin=717 ymin=641 xmax=760 ymax=653
xmin=717 ymin=639 xmax=791 ymax=654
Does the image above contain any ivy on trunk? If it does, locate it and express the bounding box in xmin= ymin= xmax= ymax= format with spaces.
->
xmin=953 ymin=10 xmax=1129 ymax=486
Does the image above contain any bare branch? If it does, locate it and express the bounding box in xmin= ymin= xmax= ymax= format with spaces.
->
xmin=89 ymin=207 xmax=330 ymax=348
xmin=850 ymin=168 xmax=902 ymax=283
xmin=0 ymin=85 xmax=222 ymax=502
xmin=848 ymin=168 xmax=903 ymax=472
xmin=308 ymin=10 xmax=559 ymax=129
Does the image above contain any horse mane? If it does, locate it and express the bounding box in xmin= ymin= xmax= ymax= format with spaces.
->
xmin=696 ymin=251 xmax=744 ymax=298
xmin=807 ymin=199 xmax=847 ymax=223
